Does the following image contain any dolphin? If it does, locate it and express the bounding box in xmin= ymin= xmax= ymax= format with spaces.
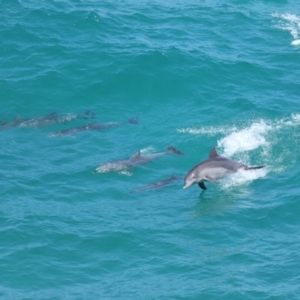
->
xmin=48 ymin=117 xmax=138 ymax=137
xmin=131 ymin=175 xmax=183 ymax=193
xmin=183 ymin=147 xmax=265 ymax=190
xmin=0 ymin=116 xmax=22 ymax=129
xmin=17 ymin=110 xmax=96 ymax=127
xmin=0 ymin=110 xmax=96 ymax=129
xmin=94 ymin=146 xmax=184 ymax=174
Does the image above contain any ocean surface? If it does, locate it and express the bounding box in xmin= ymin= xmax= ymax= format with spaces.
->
xmin=1 ymin=1 xmax=300 ymax=299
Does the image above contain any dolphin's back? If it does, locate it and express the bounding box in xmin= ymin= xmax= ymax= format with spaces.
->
xmin=210 ymin=156 xmax=245 ymax=171
xmin=187 ymin=156 xmax=245 ymax=179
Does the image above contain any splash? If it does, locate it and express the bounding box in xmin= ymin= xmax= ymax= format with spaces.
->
xmin=221 ymin=168 xmax=268 ymax=190
xmin=272 ymin=13 xmax=300 ymax=46
xmin=178 ymin=114 xmax=300 ymax=153
xmin=176 ymin=125 xmax=237 ymax=135
xmin=291 ymin=39 xmax=300 ymax=46
xmin=291 ymin=113 xmax=300 ymax=123
xmin=217 ymin=120 xmax=271 ymax=156
xmin=178 ymin=113 xmax=300 ymax=189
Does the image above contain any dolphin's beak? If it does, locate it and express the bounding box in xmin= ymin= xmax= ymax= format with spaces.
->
xmin=182 ymin=182 xmax=190 ymax=189
xmin=183 ymin=180 xmax=194 ymax=189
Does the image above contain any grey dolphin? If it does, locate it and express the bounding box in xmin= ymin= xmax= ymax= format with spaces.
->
xmin=0 ymin=116 xmax=22 ymax=129
xmin=131 ymin=175 xmax=183 ymax=193
xmin=0 ymin=110 xmax=96 ymax=129
xmin=94 ymin=146 xmax=184 ymax=174
xmin=18 ymin=110 xmax=96 ymax=127
xmin=183 ymin=147 xmax=264 ymax=190
xmin=48 ymin=117 xmax=138 ymax=137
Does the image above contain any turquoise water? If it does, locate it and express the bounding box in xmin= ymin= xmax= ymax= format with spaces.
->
xmin=1 ymin=1 xmax=300 ymax=299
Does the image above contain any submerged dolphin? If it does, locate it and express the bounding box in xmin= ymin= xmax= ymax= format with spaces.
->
xmin=48 ymin=117 xmax=138 ymax=137
xmin=0 ymin=110 xmax=95 ymax=129
xmin=0 ymin=116 xmax=21 ymax=129
xmin=183 ymin=147 xmax=264 ymax=190
xmin=94 ymin=146 xmax=184 ymax=174
xmin=17 ymin=110 xmax=96 ymax=127
xmin=131 ymin=175 xmax=183 ymax=193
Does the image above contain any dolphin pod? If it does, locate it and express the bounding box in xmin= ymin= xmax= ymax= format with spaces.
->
xmin=1 ymin=110 xmax=265 ymax=192
xmin=183 ymin=147 xmax=265 ymax=190
xmin=94 ymin=146 xmax=184 ymax=174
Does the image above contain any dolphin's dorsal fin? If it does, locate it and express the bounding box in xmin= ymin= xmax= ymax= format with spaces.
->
xmin=209 ymin=147 xmax=219 ymax=158
xmin=130 ymin=151 xmax=141 ymax=161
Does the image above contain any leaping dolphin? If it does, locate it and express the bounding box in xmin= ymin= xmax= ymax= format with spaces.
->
xmin=183 ymin=147 xmax=264 ymax=190
xmin=94 ymin=146 xmax=184 ymax=174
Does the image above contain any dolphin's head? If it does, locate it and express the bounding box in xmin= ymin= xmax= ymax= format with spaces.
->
xmin=183 ymin=170 xmax=199 ymax=189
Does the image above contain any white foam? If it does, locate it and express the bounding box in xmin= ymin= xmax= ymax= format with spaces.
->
xmin=140 ymin=146 xmax=156 ymax=154
xmin=291 ymin=113 xmax=300 ymax=122
xmin=272 ymin=13 xmax=300 ymax=44
xmin=178 ymin=114 xmax=300 ymax=140
xmin=217 ymin=120 xmax=271 ymax=156
xmin=176 ymin=126 xmax=236 ymax=135
xmin=119 ymin=171 xmax=132 ymax=176
xmin=271 ymin=113 xmax=300 ymax=129
xmin=221 ymin=168 xmax=268 ymax=190
xmin=291 ymin=39 xmax=300 ymax=46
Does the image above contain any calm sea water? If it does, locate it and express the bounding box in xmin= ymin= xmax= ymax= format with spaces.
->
xmin=1 ymin=1 xmax=300 ymax=299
